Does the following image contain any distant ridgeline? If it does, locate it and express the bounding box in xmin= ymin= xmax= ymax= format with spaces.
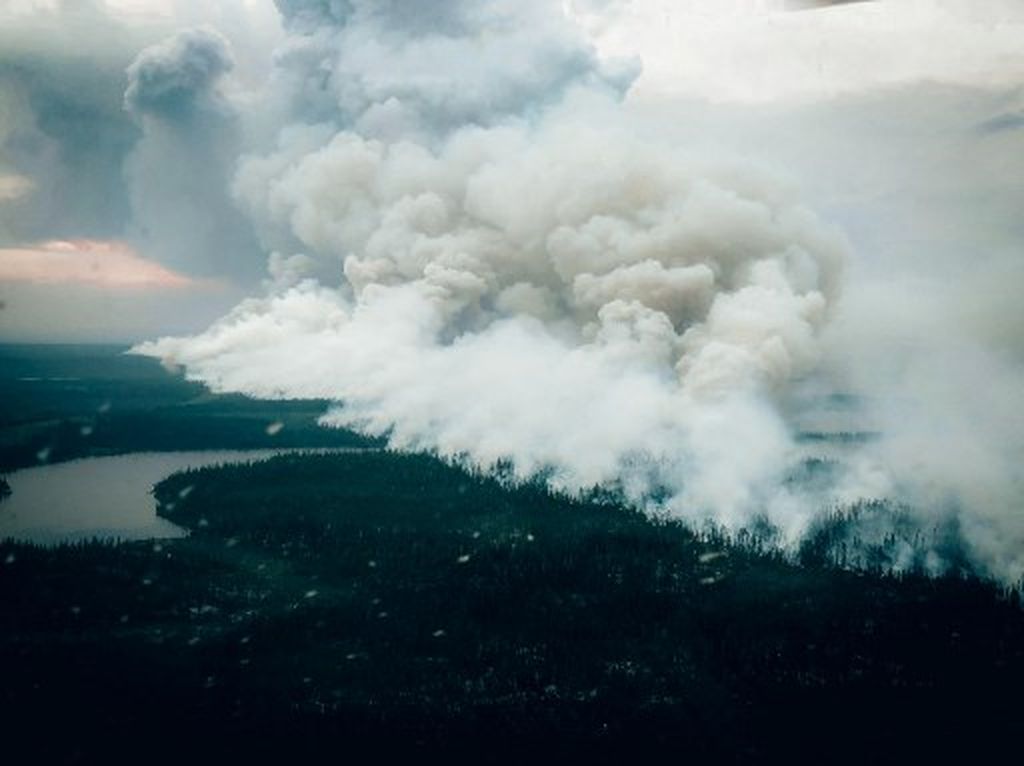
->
xmin=0 ymin=344 xmax=378 ymax=472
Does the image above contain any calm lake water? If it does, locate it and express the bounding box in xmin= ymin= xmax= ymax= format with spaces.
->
xmin=0 ymin=450 xmax=321 ymax=544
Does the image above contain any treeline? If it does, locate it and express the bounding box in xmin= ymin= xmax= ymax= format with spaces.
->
xmin=799 ymin=499 xmax=980 ymax=578
xmin=0 ymin=344 xmax=379 ymax=471
xmin=0 ymin=406 xmax=378 ymax=471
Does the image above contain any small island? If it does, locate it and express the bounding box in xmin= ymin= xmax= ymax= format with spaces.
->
xmin=0 ymin=477 xmax=10 ymax=502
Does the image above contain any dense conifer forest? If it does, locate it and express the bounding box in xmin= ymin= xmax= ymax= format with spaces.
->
xmin=0 ymin=345 xmax=376 ymax=472
xmin=2 ymin=450 xmax=1022 ymax=763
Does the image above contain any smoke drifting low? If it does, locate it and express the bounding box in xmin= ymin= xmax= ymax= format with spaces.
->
xmin=134 ymin=1 xmax=1024 ymax=583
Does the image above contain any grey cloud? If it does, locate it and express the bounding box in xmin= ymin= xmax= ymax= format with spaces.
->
xmin=274 ymin=0 xmax=354 ymax=31
xmin=123 ymin=28 xmax=263 ymax=281
xmin=274 ymin=0 xmax=471 ymax=35
xmin=124 ymin=27 xmax=234 ymax=119
xmin=0 ymin=13 xmax=141 ymax=245
xmin=269 ymin=0 xmax=638 ymax=136
xmin=977 ymin=111 xmax=1024 ymax=135
xmin=0 ymin=6 xmax=265 ymax=281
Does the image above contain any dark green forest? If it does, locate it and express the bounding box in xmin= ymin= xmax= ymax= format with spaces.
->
xmin=3 ymin=450 xmax=1023 ymax=763
xmin=0 ymin=345 xmax=376 ymax=471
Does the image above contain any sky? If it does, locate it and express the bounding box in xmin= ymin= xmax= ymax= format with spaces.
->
xmin=1 ymin=0 xmax=1022 ymax=341
xmin=0 ymin=0 xmax=1021 ymax=342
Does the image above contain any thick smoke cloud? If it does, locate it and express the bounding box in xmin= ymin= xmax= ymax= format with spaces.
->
xmin=139 ymin=1 xmax=848 ymax=552
xmin=0 ymin=1 xmax=278 ymax=280
xmin=0 ymin=5 xmax=139 ymax=245
xmin=124 ymin=27 xmax=263 ymax=280
xmin=117 ymin=0 xmax=1024 ymax=583
xmin=124 ymin=27 xmax=234 ymax=117
xmin=264 ymin=0 xmax=637 ymax=140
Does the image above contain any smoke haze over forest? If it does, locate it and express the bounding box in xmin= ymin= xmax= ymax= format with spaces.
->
xmin=2 ymin=0 xmax=1023 ymax=580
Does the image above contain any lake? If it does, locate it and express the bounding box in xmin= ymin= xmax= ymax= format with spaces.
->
xmin=0 ymin=450 xmax=339 ymax=544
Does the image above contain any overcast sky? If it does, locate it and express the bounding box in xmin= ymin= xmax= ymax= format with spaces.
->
xmin=1 ymin=0 xmax=1023 ymax=342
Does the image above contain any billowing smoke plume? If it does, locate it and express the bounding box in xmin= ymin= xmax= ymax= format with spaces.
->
xmin=124 ymin=27 xmax=263 ymax=280
xmin=0 ymin=1 xmax=279 ymax=281
xmin=135 ymin=0 xmax=1024 ymax=583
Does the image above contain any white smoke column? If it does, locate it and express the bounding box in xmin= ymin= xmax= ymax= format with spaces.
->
xmin=135 ymin=0 xmax=849 ymax=550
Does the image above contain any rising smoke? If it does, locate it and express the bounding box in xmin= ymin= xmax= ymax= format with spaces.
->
xmin=124 ymin=26 xmax=264 ymax=280
xmin=132 ymin=0 xmax=1024 ymax=583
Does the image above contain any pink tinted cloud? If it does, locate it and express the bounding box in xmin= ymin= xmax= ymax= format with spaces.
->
xmin=0 ymin=240 xmax=195 ymax=288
